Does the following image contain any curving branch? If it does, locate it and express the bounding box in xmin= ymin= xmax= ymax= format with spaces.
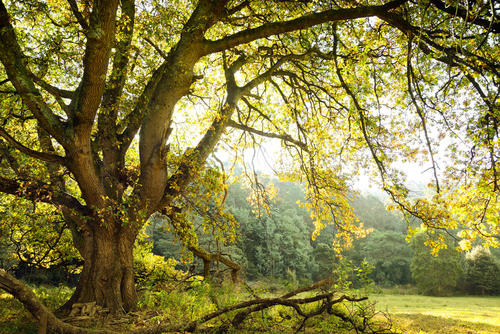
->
xmin=240 ymin=51 xmax=313 ymax=94
xmin=96 ymin=0 xmax=136 ymax=198
xmin=202 ymin=0 xmax=407 ymax=55
xmin=189 ymin=245 xmax=242 ymax=282
xmin=159 ymin=55 xmax=244 ymax=209
xmin=184 ymin=279 xmax=370 ymax=332
xmin=160 ymin=49 xmax=323 ymax=209
xmin=0 ymin=127 xmax=66 ymax=165
xmin=99 ymin=0 xmax=136 ymax=124
xmin=227 ymin=119 xmax=308 ymax=151
xmin=0 ymin=268 xmax=382 ymax=334
xmin=144 ymin=37 xmax=168 ymax=60
xmin=332 ymin=28 xmax=387 ymax=180
xmin=118 ymin=63 xmax=167 ymax=156
xmin=429 ymin=0 xmax=500 ymax=33
xmin=0 ymin=268 xmax=112 ymax=334
xmin=376 ymin=10 xmax=500 ymax=78
xmin=0 ymin=176 xmax=89 ymax=216
xmin=225 ymin=0 xmax=250 ymax=17
xmin=406 ymin=40 xmax=440 ymax=193
xmin=29 ymin=72 xmax=74 ymax=99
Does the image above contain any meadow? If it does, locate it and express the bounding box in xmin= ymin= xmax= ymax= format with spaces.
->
xmin=371 ymin=294 xmax=500 ymax=334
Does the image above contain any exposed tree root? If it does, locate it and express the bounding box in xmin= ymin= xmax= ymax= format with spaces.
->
xmin=0 ymin=268 xmax=391 ymax=333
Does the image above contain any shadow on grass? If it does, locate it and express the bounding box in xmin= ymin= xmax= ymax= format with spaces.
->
xmin=393 ymin=313 xmax=500 ymax=334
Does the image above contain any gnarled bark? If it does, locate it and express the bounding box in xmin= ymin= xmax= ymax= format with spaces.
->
xmin=60 ymin=222 xmax=138 ymax=315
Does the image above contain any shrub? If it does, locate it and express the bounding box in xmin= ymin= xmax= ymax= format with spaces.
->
xmin=464 ymin=247 xmax=500 ymax=295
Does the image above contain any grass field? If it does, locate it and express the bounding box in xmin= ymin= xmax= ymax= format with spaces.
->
xmin=371 ymin=294 xmax=500 ymax=333
xmin=2 ymin=286 xmax=500 ymax=333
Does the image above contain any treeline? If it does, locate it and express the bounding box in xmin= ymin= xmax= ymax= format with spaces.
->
xmin=148 ymin=178 xmax=500 ymax=296
xmin=2 ymin=177 xmax=499 ymax=297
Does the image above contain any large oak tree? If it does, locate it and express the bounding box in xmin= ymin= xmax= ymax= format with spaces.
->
xmin=0 ymin=0 xmax=498 ymax=314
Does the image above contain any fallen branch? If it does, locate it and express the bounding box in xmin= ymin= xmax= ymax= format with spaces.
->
xmin=183 ymin=278 xmax=369 ymax=332
xmin=0 ymin=268 xmax=389 ymax=334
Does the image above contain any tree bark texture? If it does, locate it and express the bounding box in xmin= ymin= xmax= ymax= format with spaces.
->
xmin=61 ymin=222 xmax=138 ymax=314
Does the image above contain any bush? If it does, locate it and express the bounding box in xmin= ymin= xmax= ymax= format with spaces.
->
xmin=464 ymin=247 xmax=500 ymax=295
xmin=134 ymin=241 xmax=192 ymax=290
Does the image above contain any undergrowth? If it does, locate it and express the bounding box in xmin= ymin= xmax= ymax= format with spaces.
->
xmin=0 ymin=279 xmax=387 ymax=333
xmin=0 ymin=285 xmax=72 ymax=334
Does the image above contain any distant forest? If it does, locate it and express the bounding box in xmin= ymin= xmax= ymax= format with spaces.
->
xmin=3 ymin=174 xmax=500 ymax=298
xmin=147 ymin=176 xmax=500 ymax=296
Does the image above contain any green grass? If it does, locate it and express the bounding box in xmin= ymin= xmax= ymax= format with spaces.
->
xmin=3 ymin=284 xmax=500 ymax=334
xmin=0 ymin=282 xmax=381 ymax=333
xmin=0 ymin=286 xmax=73 ymax=334
xmin=370 ymin=294 xmax=500 ymax=333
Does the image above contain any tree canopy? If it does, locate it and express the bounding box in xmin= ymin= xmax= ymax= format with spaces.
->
xmin=0 ymin=0 xmax=498 ymax=317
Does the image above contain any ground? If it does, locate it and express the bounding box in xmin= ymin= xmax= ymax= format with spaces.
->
xmin=372 ymin=294 xmax=500 ymax=334
xmin=1 ymin=285 xmax=500 ymax=333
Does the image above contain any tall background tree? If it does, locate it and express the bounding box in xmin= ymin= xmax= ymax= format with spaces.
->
xmin=0 ymin=0 xmax=498 ymax=315
xmin=410 ymin=232 xmax=463 ymax=296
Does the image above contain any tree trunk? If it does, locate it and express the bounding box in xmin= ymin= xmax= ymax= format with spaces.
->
xmin=203 ymin=259 xmax=211 ymax=280
xmin=61 ymin=223 xmax=138 ymax=315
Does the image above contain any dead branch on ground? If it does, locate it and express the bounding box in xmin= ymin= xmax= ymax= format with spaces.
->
xmin=0 ymin=268 xmax=392 ymax=333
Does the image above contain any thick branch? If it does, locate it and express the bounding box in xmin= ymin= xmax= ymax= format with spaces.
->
xmin=189 ymin=245 xmax=241 ymax=280
xmin=159 ymin=100 xmax=237 ymax=209
xmin=99 ymin=0 xmax=135 ymax=122
xmin=137 ymin=0 xmax=229 ymax=210
xmin=0 ymin=142 xmax=21 ymax=174
xmin=70 ymin=0 xmax=119 ymax=138
xmin=29 ymin=72 xmax=74 ymax=99
xmin=159 ymin=50 xmax=316 ymax=209
xmin=226 ymin=0 xmax=249 ymax=17
xmin=159 ymin=61 xmax=244 ymax=209
xmin=429 ymin=0 xmax=500 ymax=33
xmin=0 ymin=269 xmax=113 ymax=334
xmin=184 ymin=279 xmax=368 ymax=332
xmin=0 ymin=127 xmax=66 ymax=165
xmin=118 ymin=63 xmax=166 ymax=154
xmin=203 ymin=0 xmax=407 ymax=54
xmin=97 ymin=0 xmax=136 ymax=198
xmin=0 ymin=176 xmax=89 ymax=215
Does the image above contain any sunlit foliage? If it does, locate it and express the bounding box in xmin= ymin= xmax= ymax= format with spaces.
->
xmin=0 ymin=0 xmax=498 ymax=312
